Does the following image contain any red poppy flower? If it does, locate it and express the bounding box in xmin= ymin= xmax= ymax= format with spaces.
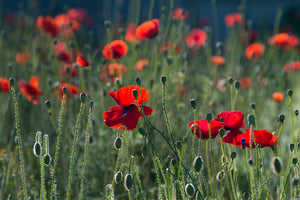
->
xmin=60 ymin=64 xmax=78 ymax=77
xmin=103 ymin=86 xmax=153 ymax=130
xmin=0 ymin=77 xmax=10 ymax=92
xmin=210 ymin=56 xmax=225 ymax=66
xmin=220 ymin=129 xmax=244 ymax=144
xmin=185 ymin=29 xmax=207 ymax=49
xmin=268 ymin=33 xmax=298 ymax=50
xmin=16 ymin=52 xmax=31 ymax=65
xmin=215 ymin=111 xmax=245 ymax=130
xmin=224 ymin=13 xmax=243 ymax=27
xmin=158 ymin=43 xmax=182 ymax=54
xmin=188 ymin=119 xmax=222 ymax=140
xmin=18 ymin=76 xmax=43 ymax=105
xmin=272 ymin=92 xmax=284 ymax=102
xmin=37 ymin=16 xmax=60 ymax=37
xmin=283 ymin=61 xmax=300 ymax=72
xmin=99 ymin=63 xmax=127 ymax=82
xmin=245 ymin=43 xmax=265 ymax=61
xmin=232 ymin=129 xmax=278 ymax=148
xmin=102 ymin=40 xmax=128 ymax=60
xmin=239 ymin=77 xmax=252 ymax=89
xmin=136 ymin=19 xmax=159 ymax=39
xmin=134 ymin=59 xmax=149 ymax=71
xmin=76 ymin=54 xmax=89 ymax=67
xmin=125 ymin=24 xmax=141 ymax=44
xmin=67 ymin=8 xmax=86 ymax=21
xmin=172 ymin=8 xmax=189 ymax=20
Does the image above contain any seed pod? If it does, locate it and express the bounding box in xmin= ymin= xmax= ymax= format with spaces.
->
xmin=185 ymin=183 xmax=195 ymax=198
xmin=114 ymin=137 xmax=122 ymax=150
xmin=114 ymin=171 xmax=123 ymax=184
xmin=193 ymin=156 xmax=203 ymax=172
xmin=44 ymin=154 xmax=51 ymax=166
xmin=272 ymin=156 xmax=282 ymax=174
xmin=124 ymin=174 xmax=133 ymax=191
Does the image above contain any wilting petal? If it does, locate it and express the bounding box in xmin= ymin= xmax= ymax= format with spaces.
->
xmin=139 ymin=105 xmax=153 ymax=117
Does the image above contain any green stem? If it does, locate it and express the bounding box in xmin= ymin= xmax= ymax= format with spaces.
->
xmin=38 ymin=133 xmax=45 ymax=200
xmin=133 ymin=158 xmax=145 ymax=200
xmin=50 ymin=94 xmax=66 ymax=200
xmin=208 ymin=123 xmax=217 ymax=198
xmin=205 ymin=139 xmax=214 ymax=197
xmin=232 ymin=89 xmax=239 ymax=111
xmin=10 ymin=84 xmax=28 ymax=199
xmin=66 ymin=102 xmax=85 ymax=200
xmin=79 ymin=105 xmax=93 ymax=200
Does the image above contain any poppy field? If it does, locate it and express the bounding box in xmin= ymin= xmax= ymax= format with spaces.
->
xmin=1 ymin=1 xmax=300 ymax=199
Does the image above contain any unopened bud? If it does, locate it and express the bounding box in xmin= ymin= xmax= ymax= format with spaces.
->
xmin=205 ymin=112 xmax=212 ymax=122
xmin=44 ymin=154 xmax=51 ymax=166
xmin=104 ymin=20 xmax=111 ymax=28
xmin=228 ymin=77 xmax=234 ymax=84
xmin=272 ymin=156 xmax=282 ymax=174
xmin=132 ymin=89 xmax=138 ymax=99
xmin=80 ymin=93 xmax=86 ymax=103
xmin=136 ymin=77 xmax=141 ymax=86
xmin=45 ymin=100 xmax=51 ymax=109
xmin=161 ymin=76 xmax=167 ymax=85
xmin=230 ymin=152 xmax=237 ymax=160
xmin=279 ymin=114 xmax=285 ymax=123
xmin=9 ymin=78 xmax=15 ymax=87
xmin=234 ymin=80 xmax=240 ymax=89
xmin=114 ymin=171 xmax=123 ymax=184
xmin=114 ymin=137 xmax=122 ymax=150
xmin=287 ymin=89 xmax=293 ymax=97
xmin=193 ymin=156 xmax=203 ymax=172
xmin=292 ymin=157 xmax=298 ymax=165
xmin=190 ymin=99 xmax=197 ymax=109
xmin=62 ymin=87 xmax=67 ymax=94
xmin=124 ymin=174 xmax=133 ymax=191
xmin=290 ymin=143 xmax=295 ymax=151
xmin=138 ymin=127 xmax=146 ymax=136
xmin=250 ymin=103 xmax=256 ymax=110
xmin=185 ymin=183 xmax=195 ymax=198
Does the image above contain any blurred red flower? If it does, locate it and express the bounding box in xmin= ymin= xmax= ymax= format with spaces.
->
xmin=210 ymin=56 xmax=225 ymax=66
xmin=283 ymin=61 xmax=300 ymax=72
xmin=18 ymin=76 xmax=43 ymax=104
xmin=0 ymin=77 xmax=10 ymax=92
xmin=245 ymin=43 xmax=265 ymax=61
xmin=136 ymin=19 xmax=159 ymax=39
xmin=37 ymin=16 xmax=60 ymax=37
xmin=158 ymin=43 xmax=182 ymax=54
xmin=16 ymin=52 xmax=31 ymax=65
xmin=224 ymin=13 xmax=243 ymax=27
xmin=99 ymin=63 xmax=127 ymax=82
xmin=60 ymin=64 xmax=78 ymax=77
xmin=102 ymin=40 xmax=128 ymax=60
xmin=103 ymin=86 xmax=153 ymax=130
xmin=215 ymin=111 xmax=245 ymax=130
xmin=268 ymin=33 xmax=298 ymax=50
xmin=189 ymin=119 xmax=222 ymax=140
xmin=231 ymin=129 xmax=278 ymax=148
xmin=185 ymin=29 xmax=207 ymax=49
xmin=134 ymin=59 xmax=149 ymax=71
xmin=76 ymin=54 xmax=89 ymax=67
xmin=172 ymin=8 xmax=189 ymax=20
xmin=125 ymin=24 xmax=141 ymax=44
xmin=239 ymin=77 xmax=252 ymax=89
xmin=272 ymin=92 xmax=284 ymax=102
xmin=56 ymin=83 xmax=79 ymax=101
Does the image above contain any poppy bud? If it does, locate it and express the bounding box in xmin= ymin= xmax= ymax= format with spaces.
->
xmin=190 ymin=99 xmax=197 ymax=109
xmin=80 ymin=93 xmax=86 ymax=103
xmin=132 ymin=89 xmax=138 ymax=99
xmin=230 ymin=152 xmax=237 ymax=160
xmin=136 ymin=76 xmax=141 ymax=86
xmin=166 ymin=58 xmax=173 ymax=65
xmin=250 ymin=103 xmax=256 ymax=110
xmin=65 ymin=66 xmax=71 ymax=74
xmin=114 ymin=137 xmax=122 ymax=150
xmin=272 ymin=156 xmax=282 ymax=174
xmin=279 ymin=114 xmax=285 ymax=123
xmin=257 ymin=143 xmax=261 ymax=148
xmin=219 ymin=128 xmax=225 ymax=138
xmin=241 ymin=138 xmax=246 ymax=150
xmin=220 ymin=117 xmax=225 ymax=123
xmin=292 ymin=157 xmax=298 ymax=165
xmin=62 ymin=87 xmax=67 ymax=94
xmin=176 ymin=140 xmax=182 ymax=150
xmin=216 ymin=170 xmax=225 ymax=182
xmin=248 ymin=158 xmax=253 ymax=165
xmin=247 ymin=114 xmax=255 ymax=126
xmin=287 ymin=89 xmax=293 ymax=97
xmin=45 ymin=100 xmax=51 ymax=109
xmin=138 ymin=127 xmax=146 ymax=136
xmin=234 ymin=80 xmax=240 ymax=89
xmin=69 ymin=41 xmax=75 ymax=48
xmin=142 ymin=145 xmax=147 ymax=157
xmin=52 ymin=39 xmax=57 ymax=45
xmin=295 ymin=110 xmax=299 ymax=116
xmin=290 ymin=143 xmax=295 ymax=151
xmin=193 ymin=156 xmax=203 ymax=172
xmin=9 ymin=78 xmax=15 ymax=87
xmin=104 ymin=20 xmax=111 ymax=28
xmin=44 ymin=154 xmax=51 ymax=166
xmin=292 ymin=177 xmax=299 ymax=186
xmin=89 ymin=100 xmax=93 ymax=109
xmin=228 ymin=77 xmax=234 ymax=84
xmin=185 ymin=183 xmax=195 ymax=198
xmin=124 ymin=174 xmax=133 ymax=191
xmin=171 ymin=158 xmax=177 ymax=167
xmin=114 ymin=171 xmax=123 ymax=184
xmin=161 ymin=6 xmax=167 ymax=14
xmin=68 ymin=20 xmax=73 ymax=27
xmin=161 ymin=76 xmax=167 ymax=85
xmin=243 ymin=192 xmax=250 ymax=200
xmin=33 ymin=131 xmax=42 ymax=157
xmin=205 ymin=112 xmax=212 ymax=122
xmin=47 ymin=78 xmax=53 ymax=87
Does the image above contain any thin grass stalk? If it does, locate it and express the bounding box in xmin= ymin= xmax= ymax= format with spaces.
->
xmin=156 ymin=156 xmax=168 ymax=199
xmin=50 ymin=93 xmax=66 ymax=200
xmin=153 ymin=156 xmax=164 ymax=199
xmin=79 ymin=103 xmax=93 ymax=200
xmin=66 ymin=101 xmax=85 ymax=200
xmin=133 ymin=158 xmax=145 ymax=200
xmin=232 ymin=88 xmax=239 ymax=111
xmin=10 ymin=79 xmax=28 ymax=199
